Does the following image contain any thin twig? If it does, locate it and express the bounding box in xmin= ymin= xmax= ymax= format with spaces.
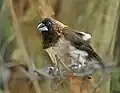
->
xmin=55 ymin=55 xmax=70 ymax=72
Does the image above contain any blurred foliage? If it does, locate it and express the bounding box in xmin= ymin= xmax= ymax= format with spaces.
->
xmin=111 ymin=72 xmax=120 ymax=92
xmin=0 ymin=1 xmax=12 ymax=92
xmin=0 ymin=0 xmax=120 ymax=93
xmin=0 ymin=0 xmax=3 ymax=10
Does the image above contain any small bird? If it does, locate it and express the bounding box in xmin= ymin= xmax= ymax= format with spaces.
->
xmin=37 ymin=18 xmax=104 ymax=75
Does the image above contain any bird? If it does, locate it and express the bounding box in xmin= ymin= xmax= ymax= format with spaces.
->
xmin=37 ymin=18 xmax=105 ymax=76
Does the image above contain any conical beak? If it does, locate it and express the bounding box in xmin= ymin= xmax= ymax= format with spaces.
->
xmin=37 ymin=23 xmax=48 ymax=32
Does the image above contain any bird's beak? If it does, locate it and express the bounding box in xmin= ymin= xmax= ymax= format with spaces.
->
xmin=37 ymin=23 xmax=48 ymax=32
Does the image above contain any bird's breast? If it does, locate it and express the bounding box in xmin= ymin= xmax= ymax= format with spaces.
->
xmin=45 ymin=37 xmax=70 ymax=64
xmin=45 ymin=37 xmax=88 ymax=66
xmin=69 ymin=45 xmax=88 ymax=66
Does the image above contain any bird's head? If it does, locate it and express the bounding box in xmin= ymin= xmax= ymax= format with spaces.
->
xmin=37 ymin=18 xmax=67 ymax=49
xmin=37 ymin=18 xmax=53 ymax=32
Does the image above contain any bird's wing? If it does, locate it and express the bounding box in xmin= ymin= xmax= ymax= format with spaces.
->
xmin=62 ymin=27 xmax=91 ymax=44
xmin=62 ymin=27 xmax=103 ymax=63
xmin=74 ymin=43 xmax=103 ymax=62
xmin=74 ymin=30 xmax=91 ymax=44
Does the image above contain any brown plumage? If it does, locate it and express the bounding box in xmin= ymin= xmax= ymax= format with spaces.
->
xmin=37 ymin=18 xmax=103 ymax=66
xmin=37 ymin=18 xmax=67 ymax=49
xmin=37 ymin=18 xmax=91 ymax=49
xmin=37 ymin=18 xmax=106 ymax=93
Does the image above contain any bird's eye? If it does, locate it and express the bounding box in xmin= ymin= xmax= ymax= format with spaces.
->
xmin=47 ymin=22 xmax=52 ymax=26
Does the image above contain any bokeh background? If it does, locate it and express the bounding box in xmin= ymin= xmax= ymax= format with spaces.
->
xmin=0 ymin=0 xmax=120 ymax=93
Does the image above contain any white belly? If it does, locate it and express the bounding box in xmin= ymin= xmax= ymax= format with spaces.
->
xmin=45 ymin=37 xmax=88 ymax=66
xmin=69 ymin=45 xmax=88 ymax=66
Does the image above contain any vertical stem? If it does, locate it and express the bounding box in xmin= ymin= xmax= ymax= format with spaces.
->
xmin=9 ymin=0 xmax=41 ymax=93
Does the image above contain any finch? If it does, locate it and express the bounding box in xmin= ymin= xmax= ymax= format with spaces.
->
xmin=37 ymin=18 xmax=104 ymax=72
